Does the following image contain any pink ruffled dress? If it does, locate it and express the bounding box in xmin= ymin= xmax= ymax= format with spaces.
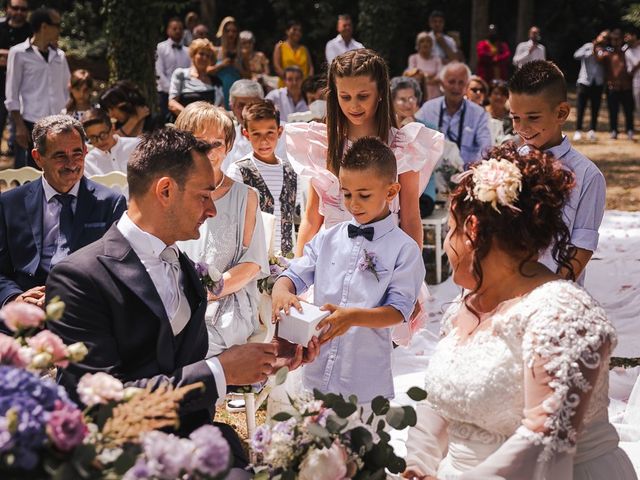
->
xmin=285 ymin=121 xmax=444 ymax=345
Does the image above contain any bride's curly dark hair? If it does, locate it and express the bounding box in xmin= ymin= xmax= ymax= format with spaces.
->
xmin=449 ymin=142 xmax=576 ymax=293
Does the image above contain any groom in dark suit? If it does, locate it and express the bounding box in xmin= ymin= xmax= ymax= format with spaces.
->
xmin=46 ymin=128 xmax=318 ymax=468
xmin=0 ymin=115 xmax=126 ymax=321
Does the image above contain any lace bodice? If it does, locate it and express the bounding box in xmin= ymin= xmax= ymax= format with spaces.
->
xmin=424 ymin=280 xmax=616 ymax=467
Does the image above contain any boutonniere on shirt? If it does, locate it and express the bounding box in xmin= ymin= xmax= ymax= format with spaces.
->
xmin=195 ymin=259 xmax=224 ymax=297
xmin=258 ymin=251 xmax=294 ymax=295
xmin=358 ymin=249 xmax=379 ymax=282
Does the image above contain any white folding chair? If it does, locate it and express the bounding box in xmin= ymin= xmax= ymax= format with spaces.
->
xmin=422 ymin=206 xmax=450 ymax=284
xmin=89 ymin=171 xmax=128 ymax=199
xmin=0 ymin=167 xmax=41 ymax=192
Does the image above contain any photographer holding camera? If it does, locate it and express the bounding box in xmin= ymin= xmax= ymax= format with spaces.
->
xmin=513 ymin=25 xmax=546 ymax=69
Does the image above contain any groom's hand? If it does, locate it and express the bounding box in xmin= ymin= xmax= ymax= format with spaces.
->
xmin=272 ymin=336 xmax=320 ymax=370
xmin=218 ymin=343 xmax=277 ymax=385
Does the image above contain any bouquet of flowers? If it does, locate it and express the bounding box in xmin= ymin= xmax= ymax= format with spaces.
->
xmin=195 ymin=257 xmax=225 ymax=297
xmin=0 ymin=299 xmax=231 ymax=479
xmin=251 ymin=370 xmax=427 ymax=479
xmin=258 ymin=252 xmax=295 ymax=296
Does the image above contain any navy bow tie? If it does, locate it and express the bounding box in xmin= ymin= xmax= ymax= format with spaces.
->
xmin=172 ymin=43 xmax=183 ymax=49
xmin=347 ymin=224 xmax=374 ymax=241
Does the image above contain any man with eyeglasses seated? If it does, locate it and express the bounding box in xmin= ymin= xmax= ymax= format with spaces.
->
xmin=416 ymin=61 xmax=492 ymax=169
xmin=0 ymin=0 xmax=32 ymax=157
xmin=82 ymin=108 xmax=140 ymax=176
xmin=0 ymin=115 xmax=126 ymax=333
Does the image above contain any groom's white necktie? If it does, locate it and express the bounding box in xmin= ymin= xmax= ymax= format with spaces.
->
xmin=159 ymin=246 xmax=191 ymax=336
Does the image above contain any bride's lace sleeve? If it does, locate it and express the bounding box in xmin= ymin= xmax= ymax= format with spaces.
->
xmin=460 ymin=281 xmax=617 ymax=479
xmin=404 ymin=402 xmax=449 ymax=477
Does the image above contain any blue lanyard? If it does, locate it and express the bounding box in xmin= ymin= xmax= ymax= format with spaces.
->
xmin=438 ymin=99 xmax=466 ymax=149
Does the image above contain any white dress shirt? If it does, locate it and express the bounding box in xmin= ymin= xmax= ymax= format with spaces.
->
xmin=41 ymin=176 xmax=80 ymax=270
xmin=5 ymin=38 xmax=70 ymax=123
xmin=265 ymin=87 xmax=308 ymax=123
xmin=116 ymin=212 xmax=226 ymax=401
xmin=512 ymin=40 xmax=546 ymax=68
xmin=325 ymin=34 xmax=364 ymax=64
xmin=427 ymin=31 xmax=458 ymax=61
xmin=84 ymin=135 xmax=140 ymax=177
xmin=155 ymin=38 xmax=191 ymax=93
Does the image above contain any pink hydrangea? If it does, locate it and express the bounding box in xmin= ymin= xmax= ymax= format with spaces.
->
xmin=26 ymin=330 xmax=69 ymax=368
xmin=0 ymin=302 xmax=46 ymax=332
xmin=0 ymin=333 xmax=28 ymax=368
xmin=77 ymin=372 xmax=124 ymax=407
xmin=46 ymin=400 xmax=88 ymax=452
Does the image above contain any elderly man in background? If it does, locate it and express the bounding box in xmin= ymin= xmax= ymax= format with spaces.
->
xmin=416 ymin=62 xmax=492 ymax=168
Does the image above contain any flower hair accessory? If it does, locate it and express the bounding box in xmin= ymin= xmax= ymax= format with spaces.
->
xmin=465 ymin=158 xmax=522 ymax=213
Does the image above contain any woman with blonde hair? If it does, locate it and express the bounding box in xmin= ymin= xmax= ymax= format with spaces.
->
xmin=168 ymin=38 xmax=224 ymax=117
xmin=175 ymin=101 xmax=269 ymax=356
xmin=209 ymin=16 xmax=250 ymax=108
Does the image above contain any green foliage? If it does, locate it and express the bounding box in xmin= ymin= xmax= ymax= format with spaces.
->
xmin=623 ymin=3 xmax=640 ymax=27
xmin=102 ymin=0 xmax=185 ymax=112
xmin=59 ymin=1 xmax=107 ymax=60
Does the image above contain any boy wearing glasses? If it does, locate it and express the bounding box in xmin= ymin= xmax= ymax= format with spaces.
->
xmin=81 ymin=108 xmax=140 ymax=176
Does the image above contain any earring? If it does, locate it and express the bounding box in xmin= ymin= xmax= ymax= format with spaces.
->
xmin=378 ymin=97 xmax=382 ymax=102
xmin=465 ymin=240 xmax=472 ymax=247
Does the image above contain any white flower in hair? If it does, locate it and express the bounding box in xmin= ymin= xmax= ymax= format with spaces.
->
xmin=468 ymin=158 xmax=522 ymax=212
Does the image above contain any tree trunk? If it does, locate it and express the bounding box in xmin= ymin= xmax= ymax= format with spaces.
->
xmin=103 ymin=0 xmax=176 ymax=113
xmin=516 ymin=0 xmax=534 ymax=45
xmin=199 ymin=0 xmax=216 ymax=36
xmin=469 ymin=0 xmax=490 ymax=72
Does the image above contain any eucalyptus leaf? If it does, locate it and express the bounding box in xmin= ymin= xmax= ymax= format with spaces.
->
xmin=253 ymin=471 xmax=270 ymax=480
xmin=378 ymin=430 xmax=391 ymax=443
xmin=376 ymin=419 xmax=385 ymax=432
xmin=385 ymin=406 xmax=405 ymax=429
xmin=387 ymin=454 xmax=407 ymax=474
xmin=406 ymin=386 xmax=428 ymax=401
xmin=325 ymin=414 xmax=348 ymax=433
xmin=274 ymin=366 xmax=289 ymax=386
xmin=272 ymin=411 xmax=293 ymax=421
xmin=350 ymin=426 xmax=373 ymax=451
xmin=348 ymin=394 xmax=358 ymax=405
xmin=333 ymin=400 xmax=357 ymax=418
xmin=307 ymin=422 xmax=331 ymax=438
xmin=371 ymin=396 xmax=390 ymax=415
xmin=312 ymin=388 xmax=326 ymax=401
xmin=403 ymin=405 xmax=418 ymax=427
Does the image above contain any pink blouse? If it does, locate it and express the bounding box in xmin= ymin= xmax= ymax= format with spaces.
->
xmin=285 ymin=121 xmax=444 ymax=228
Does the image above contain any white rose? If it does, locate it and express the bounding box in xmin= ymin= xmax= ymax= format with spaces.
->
xmin=77 ymin=372 xmax=124 ymax=407
xmin=298 ymin=443 xmax=348 ymax=480
xmin=66 ymin=342 xmax=89 ymax=362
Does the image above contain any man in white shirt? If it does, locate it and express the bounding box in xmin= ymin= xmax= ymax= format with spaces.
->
xmin=325 ymin=14 xmax=364 ymax=65
xmin=625 ymin=27 xmax=640 ymax=117
xmin=5 ymin=7 xmax=69 ymax=167
xmin=427 ymin=10 xmax=459 ymax=64
xmin=265 ymin=66 xmax=308 ymax=123
xmin=155 ymin=17 xmax=190 ymax=121
xmin=513 ymin=26 xmax=547 ymax=69
xmin=81 ymin=108 xmax=140 ymax=176
xmin=46 ymin=127 xmax=318 ymax=467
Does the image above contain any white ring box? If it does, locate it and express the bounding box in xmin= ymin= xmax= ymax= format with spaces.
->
xmin=277 ymin=301 xmax=330 ymax=345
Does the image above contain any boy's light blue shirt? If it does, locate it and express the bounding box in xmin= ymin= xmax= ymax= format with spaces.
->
xmin=522 ymin=136 xmax=606 ymax=285
xmin=282 ymin=214 xmax=425 ymax=402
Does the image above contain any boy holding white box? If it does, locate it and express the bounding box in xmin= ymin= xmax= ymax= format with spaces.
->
xmin=271 ymin=137 xmax=425 ymax=403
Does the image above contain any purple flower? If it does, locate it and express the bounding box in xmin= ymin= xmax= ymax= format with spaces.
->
xmin=270 ymin=264 xmax=283 ymax=276
xmin=251 ymin=424 xmax=272 ymax=453
xmin=189 ymin=425 xmax=230 ymax=477
xmin=123 ymin=458 xmax=151 ymax=480
xmin=141 ymin=430 xmax=192 ymax=478
xmin=194 ymin=261 xmax=208 ymax=278
xmin=0 ymin=366 xmax=71 ymax=470
xmin=358 ymin=250 xmax=379 ymax=281
xmin=46 ymin=400 xmax=87 ymax=452
xmin=0 ymin=414 xmax=13 ymax=452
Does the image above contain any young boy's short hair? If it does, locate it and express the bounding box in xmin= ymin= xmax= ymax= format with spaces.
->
xmin=508 ymin=60 xmax=567 ymax=105
xmin=341 ymin=136 xmax=397 ymax=183
xmin=242 ymin=99 xmax=280 ymax=130
xmin=81 ymin=108 xmax=112 ymax=131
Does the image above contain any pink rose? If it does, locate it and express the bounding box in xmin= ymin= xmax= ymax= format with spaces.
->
xmin=0 ymin=333 xmax=28 ymax=367
xmin=26 ymin=330 xmax=69 ymax=368
xmin=0 ymin=302 xmax=45 ymax=332
xmin=47 ymin=400 xmax=88 ymax=452
xmin=77 ymin=372 xmax=124 ymax=407
xmin=299 ymin=442 xmax=348 ymax=480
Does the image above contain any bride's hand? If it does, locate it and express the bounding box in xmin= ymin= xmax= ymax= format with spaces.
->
xmin=402 ymin=469 xmax=437 ymax=480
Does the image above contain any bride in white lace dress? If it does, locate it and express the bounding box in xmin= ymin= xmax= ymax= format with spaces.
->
xmin=403 ymin=145 xmax=636 ymax=479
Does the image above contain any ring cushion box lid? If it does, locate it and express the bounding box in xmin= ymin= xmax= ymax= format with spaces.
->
xmin=277 ymin=301 xmax=330 ymax=345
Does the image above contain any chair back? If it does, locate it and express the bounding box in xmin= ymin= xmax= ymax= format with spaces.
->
xmin=89 ymin=171 xmax=128 ymax=199
xmin=260 ymin=211 xmax=276 ymax=256
xmin=0 ymin=167 xmax=42 ymax=192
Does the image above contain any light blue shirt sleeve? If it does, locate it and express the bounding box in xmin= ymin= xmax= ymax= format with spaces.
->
xmin=570 ymin=171 xmax=606 ymax=252
xmin=281 ymin=231 xmax=322 ymax=294
xmin=475 ymin=110 xmax=493 ymax=161
xmin=382 ymin=242 xmax=425 ymax=322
